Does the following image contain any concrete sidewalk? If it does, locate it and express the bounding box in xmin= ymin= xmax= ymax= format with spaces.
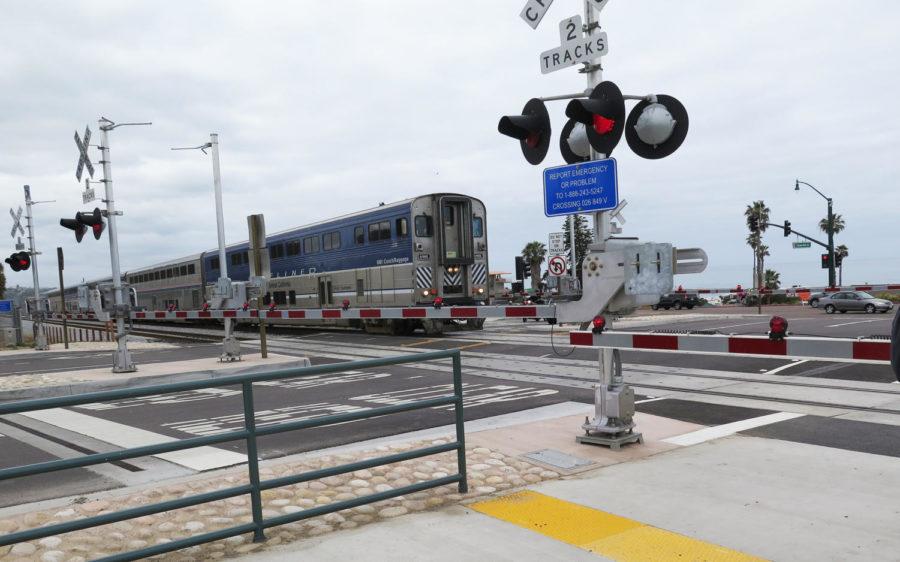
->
xmin=240 ymin=432 xmax=900 ymax=562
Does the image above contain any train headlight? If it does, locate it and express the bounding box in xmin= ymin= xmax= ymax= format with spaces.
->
xmin=422 ymin=290 xmax=430 ymax=297
xmin=477 ymin=288 xmax=485 ymax=294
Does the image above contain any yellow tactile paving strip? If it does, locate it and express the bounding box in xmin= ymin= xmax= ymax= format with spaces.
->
xmin=471 ymin=491 xmax=767 ymax=561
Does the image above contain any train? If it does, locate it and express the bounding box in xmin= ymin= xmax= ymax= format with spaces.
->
xmin=48 ymin=193 xmax=489 ymax=335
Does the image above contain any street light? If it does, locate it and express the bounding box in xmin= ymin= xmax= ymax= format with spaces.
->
xmin=795 ymin=179 xmax=836 ymax=288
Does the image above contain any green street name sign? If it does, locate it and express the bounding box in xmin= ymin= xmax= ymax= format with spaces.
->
xmin=792 ymin=241 xmax=812 ymax=249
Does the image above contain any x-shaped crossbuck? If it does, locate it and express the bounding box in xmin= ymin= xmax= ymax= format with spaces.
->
xmin=75 ymin=126 xmax=95 ymax=181
xmin=9 ymin=207 xmax=24 ymax=239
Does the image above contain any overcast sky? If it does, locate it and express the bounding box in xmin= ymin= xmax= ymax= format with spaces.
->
xmin=2 ymin=0 xmax=899 ymax=292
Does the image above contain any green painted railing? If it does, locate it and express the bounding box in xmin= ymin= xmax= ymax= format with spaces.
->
xmin=0 ymin=349 xmax=467 ymax=561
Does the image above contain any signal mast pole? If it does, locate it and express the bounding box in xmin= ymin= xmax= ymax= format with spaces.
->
xmin=98 ymin=117 xmax=149 ymax=373
xmin=23 ymin=186 xmax=48 ymax=350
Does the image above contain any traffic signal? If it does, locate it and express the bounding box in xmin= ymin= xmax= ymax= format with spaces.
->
xmin=515 ymin=256 xmax=525 ymax=280
xmin=498 ymin=98 xmax=551 ymax=165
xmin=60 ymin=207 xmax=105 ymax=242
xmin=565 ymin=81 xmax=626 ymax=156
xmin=5 ymin=251 xmax=31 ymax=272
xmin=821 ymin=253 xmax=831 ymax=269
xmin=835 ymin=253 xmax=844 ymax=268
xmin=559 ymin=119 xmax=591 ymax=164
xmin=624 ymin=94 xmax=689 ymax=159
xmin=748 ymin=215 xmax=759 ymax=232
xmin=783 ymin=220 xmax=791 ymax=237
xmin=524 ymin=263 xmax=532 ymax=278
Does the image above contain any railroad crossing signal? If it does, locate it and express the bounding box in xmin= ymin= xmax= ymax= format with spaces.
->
xmin=624 ymin=95 xmax=689 ymax=159
xmin=60 ymin=207 xmax=106 ymax=242
xmin=565 ymin=81 xmax=626 ymax=156
xmin=498 ymin=98 xmax=552 ymax=165
xmin=9 ymin=207 xmax=24 ymax=239
xmin=5 ymin=251 xmax=31 ymax=272
xmin=74 ymin=126 xmax=95 ymax=182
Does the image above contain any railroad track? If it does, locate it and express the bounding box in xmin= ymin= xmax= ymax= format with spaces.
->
xmin=44 ymin=320 xmax=223 ymax=343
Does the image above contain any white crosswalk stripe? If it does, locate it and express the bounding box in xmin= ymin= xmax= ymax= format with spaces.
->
xmin=20 ymin=409 xmax=247 ymax=471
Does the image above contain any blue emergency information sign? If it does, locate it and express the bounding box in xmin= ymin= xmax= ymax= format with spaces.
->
xmin=543 ymin=158 xmax=618 ymax=217
xmin=0 ymin=300 xmax=12 ymax=313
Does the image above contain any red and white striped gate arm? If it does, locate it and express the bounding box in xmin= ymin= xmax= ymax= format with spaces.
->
xmin=568 ymin=330 xmax=891 ymax=364
xmin=130 ymin=305 xmax=557 ymax=321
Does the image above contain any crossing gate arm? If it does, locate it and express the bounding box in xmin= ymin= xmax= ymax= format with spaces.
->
xmin=568 ymin=330 xmax=892 ymax=364
xmin=121 ymin=305 xmax=560 ymax=322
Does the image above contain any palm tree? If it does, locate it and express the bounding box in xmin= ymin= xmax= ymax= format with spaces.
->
xmin=521 ymin=241 xmax=547 ymax=291
xmin=764 ymin=269 xmax=781 ymax=290
xmin=744 ymin=201 xmax=770 ymax=289
xmin=819 ymin=214 xmax=845 ymax=235
xmin=836 ymin=244 xmax=849 ymax=285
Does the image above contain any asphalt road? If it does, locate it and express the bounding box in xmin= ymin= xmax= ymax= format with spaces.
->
xmin=0 ymin=309 xmax=897 ymax=507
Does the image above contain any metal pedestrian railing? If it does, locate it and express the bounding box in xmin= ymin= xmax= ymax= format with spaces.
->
xmin=0 ymin=348 xmax=468 ymax=561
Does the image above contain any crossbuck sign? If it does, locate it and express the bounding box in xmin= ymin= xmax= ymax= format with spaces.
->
xmin=9 ymin=207 xmax=24 ymax=239
xmin=74 ymin=126 xmax=95 ymax=182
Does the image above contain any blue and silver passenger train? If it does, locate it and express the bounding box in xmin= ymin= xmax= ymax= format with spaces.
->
xmin=52 ymin=193 xmax=489 ymax=335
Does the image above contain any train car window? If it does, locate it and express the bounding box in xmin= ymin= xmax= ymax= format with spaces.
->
xmin=270 ymin=243 xmax=285 ymax=260
xmin=287 ymin=240 xmax=300 ymax=256
xmin=188 ymin=264 xmax=195 ymax=275
xmin=303 ymin=236 xmax=320 ymax=254
xmin=354 ymin=226 xmax=364 ymax=245
xmin=274 ymin=291 xmax=287 ymax=306
xmin=154 ymin=271 xmax=160 ymax=281
xmin=396 ymin=218 xmax=409 ymax=238
xmin=473 ymin=217 xmax=484 ymax=238
xmin=368 ymin=223 xmax=380 ymax=242
xmin=231 ymin=253 xmax=241 ymax=266
xmin=288 ymin=290 xmax=296 ymax=305
xmin=180 ymin=265 xmax=187 ymax=276
xmin=379 ymin=221 xmax=391 ymax=240
xmin=263 ymin=293 xmax=271 ymax=306
xmin=323 ymin=231 xmax=341 ymax=251
xmin=443 ymin=205 xmax=455 ymax=226
xmin=242 ymin=251 xmax=249 ymax=264
xmin=415 ymin=215 xmax=433 ymax=237
xmin=211 ymin=257 xmax=219 ymax=270
xmin=356 ymin=279 xmax=364 ymax=297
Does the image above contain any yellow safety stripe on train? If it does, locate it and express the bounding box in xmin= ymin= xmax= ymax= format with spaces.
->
xmin=471 ymin=491 xmax=766 ymax=561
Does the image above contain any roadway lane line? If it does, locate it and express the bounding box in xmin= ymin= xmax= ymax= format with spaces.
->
xmin=402 ymin=338 xmax=439 ymax=347
xmin=662 ymin=412 xmax=805 ymax=446
xmin=826 ymin=318 xmax=891 ymax=328
xmin=20 ymin=409 xmax=247 ymax=471
xmin=635 ymin=397 xmax=665 ymax=404
xmin=709 ymin=321 xmax=770 ymax=330
xmin=763 ymin=360 xmax=808 ymax=376
xmin=455 ymin=342 xmax=491 ymax=351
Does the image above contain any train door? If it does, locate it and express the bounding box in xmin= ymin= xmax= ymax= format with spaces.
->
xmin=317 ymin=276 xmax=333 ymax=307
xmin=438 ymin=197 xmax=474 ymax=298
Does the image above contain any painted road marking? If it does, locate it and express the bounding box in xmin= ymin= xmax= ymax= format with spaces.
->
xmin=455 ymin=341 xmax=491 ymax=351
xmin=635 ymin=397 xmax=665 ymax=404
xmin=763 ymin=359 xmax=808 ymax=376
xmin=472 ymin=491 xmax=764 ymax=561
xmin=402 ymin=338 xmax=439 ymax=347
xmin=826 ymin=318 xmax=891 ymax=328
xmin=710 ymin=321 xmax=770 ymax=330
xmin=20 ymin=409 xmax=246 ymax=471
xmin=662 ymin=412 xmax=805 ymax=446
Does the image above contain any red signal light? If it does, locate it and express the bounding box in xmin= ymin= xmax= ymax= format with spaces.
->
xmin=591 ymin=315 xmax=606 ymax=334
xmin=429 ymin=288 xmax=438 ymax=295
xmin=593 ymin=115 xmax=616 ymax=135
xmin=433 ymin=297 xmax=444 ymax=309
xmin=769 ymin=316 xmax=788 ymax=341
xmin=525 ymin=132 xmax=541 ymax=148
xmin=341 ymin=299 xmax=351 ymax=310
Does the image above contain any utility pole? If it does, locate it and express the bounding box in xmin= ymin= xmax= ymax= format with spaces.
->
xmin=23 ymin=186 xmax=48 ymax=350
xmin=826 ymin=198 xmax=836 ymax=288
xmin=98 ymin=117 xmax=150 ymax=372
xmin=56 ymin=247 xmax=68 ymax=349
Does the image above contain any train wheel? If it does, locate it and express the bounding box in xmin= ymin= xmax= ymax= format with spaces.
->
xmin=466 ymin=318 xmax=485 ymax=330
xmin=422 ymin=320 xmax=445 ymax=336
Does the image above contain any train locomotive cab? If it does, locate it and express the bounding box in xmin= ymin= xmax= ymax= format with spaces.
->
xmin=412 ymin=195 xmax=489 ymax=328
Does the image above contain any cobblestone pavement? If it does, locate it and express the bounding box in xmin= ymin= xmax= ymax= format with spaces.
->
xmin=0 ymin=437 xmax=560 ymax=561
